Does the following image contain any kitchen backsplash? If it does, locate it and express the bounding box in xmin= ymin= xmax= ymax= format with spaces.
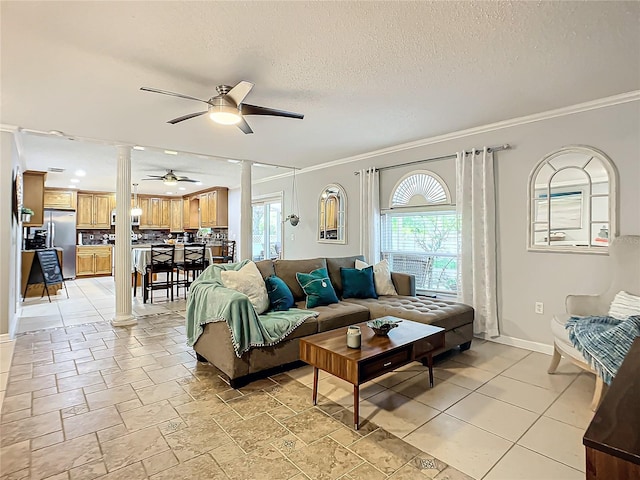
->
xmin=78 ymin=227 xmax=228 ymax=245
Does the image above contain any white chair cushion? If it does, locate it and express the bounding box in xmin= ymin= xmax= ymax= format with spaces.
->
xmin=608 ymin=291 xmax=640 ymax=320
xmin=551 ymin=314 xmax=586 ymax=363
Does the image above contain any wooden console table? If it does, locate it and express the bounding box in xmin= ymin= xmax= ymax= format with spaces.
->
xmin=583 ymin=338 xmax=640 ymax=479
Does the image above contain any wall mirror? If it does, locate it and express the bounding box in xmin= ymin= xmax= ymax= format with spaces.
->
xmin=528 ymin=145 xmax=618 ymax=254
xmin=318 ymin=184 xmax=346 ymax=244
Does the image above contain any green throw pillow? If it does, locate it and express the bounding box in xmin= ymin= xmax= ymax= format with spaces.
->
xmin=340 ymin=266 xmax=378 ymax=299
xmin=265 ymin=275 xmax=295 ymax=311
xmin=296 ymin=268 xmax=339 ymax=308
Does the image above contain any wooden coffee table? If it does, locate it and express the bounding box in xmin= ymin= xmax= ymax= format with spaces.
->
xmin=299 ymin=316 xmax=445 ymax=429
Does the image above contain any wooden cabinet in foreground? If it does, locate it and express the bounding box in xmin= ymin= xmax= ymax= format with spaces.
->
xmin=44 ymin=188 xmax=77 ymax=210
xmin=76 ymin=246 xmax=112 ymax=277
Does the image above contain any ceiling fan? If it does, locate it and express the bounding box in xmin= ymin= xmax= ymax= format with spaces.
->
xmin=140 ymin=81 xmax=304 ymax=134
xmin=141 ymin=170 xmax=200 ymax=186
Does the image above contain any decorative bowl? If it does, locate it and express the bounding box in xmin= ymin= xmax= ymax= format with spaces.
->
xmin=367 ymin=318 xmax=402 ymax=336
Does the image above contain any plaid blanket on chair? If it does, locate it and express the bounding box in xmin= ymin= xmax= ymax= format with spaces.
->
xmin=566 ymin=315 xmax=640 ymax=385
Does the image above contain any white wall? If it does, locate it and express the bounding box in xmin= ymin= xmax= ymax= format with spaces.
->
xmin=0 ymin=130 xmax=25 ymax=338
xmin=251 ymin=99 xmax=640 ymax=345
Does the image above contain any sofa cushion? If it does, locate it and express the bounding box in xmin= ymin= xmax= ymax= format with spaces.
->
xmin=296 ymin=268 xmax=340 ymax=308
xmin=326 ymin=255 xmax=365 ymax=297
xmin=296 ymin=300 xmax=370 ymax=332
xmin=342 ymin=296 xmax=473 ymax=332
xmin=254 ymin=260 xmax=276 ymax=280
xmin=355 ymin=258 xmax=398 ymax=296
xmin=265 ymin=275 xmax=295 ymax=311
xmin=341 ymin=266 xmax=377 ymax=299
xmin=274 ymin=258 xmax=327 ymax=301
xmin=220 ymin=261 xmax=269 ymax=314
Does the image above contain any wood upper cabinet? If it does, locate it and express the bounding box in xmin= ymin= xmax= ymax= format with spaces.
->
xmin=138 ymin=196 xmax=172 ymax=229
xmin=77 ymin=192 xmax=112 ymax=229
xmin=170 ymin=199 xmax=183 ymax=232
xmin=44 ymin=188 xmax=77 ymax=210
xmin=76 ymin=246 xmax=112 ymax=277
xmin=198 ymin=188 xmax=228 ymax=227
xmin=23 ymin=171 xmax=47 ymax=226
xmin=183 ymin=196 xmax=199 ymax=229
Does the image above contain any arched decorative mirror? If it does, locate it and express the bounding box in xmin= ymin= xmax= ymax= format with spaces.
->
xmin=528 ymin=145 xmax=618 ymax=254
xmin=318 ymin=184 xmax=346 ymax=244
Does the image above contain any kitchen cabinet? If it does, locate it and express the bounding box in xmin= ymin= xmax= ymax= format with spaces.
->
xmin=170 ymin=199 xmax=183 ymax=232
xmin=76 ymin=246 xmax=112 ymax=277
xmin=182 ymin=196 xmax=200 ymax=230
xmin=44 ymin=188 xmax=77 ymax=210
xmin=23 ymin=171 xmax=47 ymax=226
xmin=139 ymin=196 xmax=171 ymax=229
xmin=199 ymin=188 xmax=228 ymax=227
xmin=76 ymin=192 xmax=112 ymax=229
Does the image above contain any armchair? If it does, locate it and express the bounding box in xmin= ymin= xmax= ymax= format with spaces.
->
xmin=548 ymin=235 xmax=640 ymax=410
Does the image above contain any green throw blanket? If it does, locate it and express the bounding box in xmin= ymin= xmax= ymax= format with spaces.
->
xmin=186 ymin=260 xmax=318 ymax=358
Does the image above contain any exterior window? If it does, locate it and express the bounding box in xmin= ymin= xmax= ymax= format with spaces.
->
xmin=252 ymin=195 xmax=283 ymax=261
xmin=382 ymin=171 xmax=458 ymax=295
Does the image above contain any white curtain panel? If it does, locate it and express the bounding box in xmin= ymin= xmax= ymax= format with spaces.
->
xmin=456 ymin=148 xmax=500 ymax=337
xmin=359 ymin=167 xmax=381 ymax=264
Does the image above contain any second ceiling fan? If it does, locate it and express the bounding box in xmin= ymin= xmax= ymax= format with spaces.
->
xmin=140 ymin=81 xmax=304 ymax=134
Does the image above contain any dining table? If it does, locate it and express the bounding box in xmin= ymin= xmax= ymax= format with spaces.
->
xmin=132 ymin=245 xmax=215 ymax=301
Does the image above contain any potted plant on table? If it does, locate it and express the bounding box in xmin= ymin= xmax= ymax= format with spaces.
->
xmin=21 ymin=207 xmax=34 ymax=223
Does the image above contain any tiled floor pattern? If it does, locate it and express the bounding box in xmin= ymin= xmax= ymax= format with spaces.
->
xmin=18 ymin=277 xmax=185 ymax=333
xmin=0 ymin=313 xmax=473 ymax=480
xmin=5 ymin=280 xmax=594 ymax=479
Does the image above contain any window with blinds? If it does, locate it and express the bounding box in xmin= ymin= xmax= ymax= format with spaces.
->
xmin=381 ymin=171 xmax=459 ymax=295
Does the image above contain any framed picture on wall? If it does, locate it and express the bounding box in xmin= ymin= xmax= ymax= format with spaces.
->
xmin=12 ymin=166 xmax=23 ymax=222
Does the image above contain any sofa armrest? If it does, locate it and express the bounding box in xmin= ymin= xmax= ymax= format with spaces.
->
xmin=391 ymin=272 xmax=415 ymax=296
xmin=566 ymin=294 xmax=608 ymax=317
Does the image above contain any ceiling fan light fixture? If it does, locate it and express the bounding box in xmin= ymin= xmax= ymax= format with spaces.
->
xmin=163 ymin=178 xmax=178 ymax=186
xmin=209 ymin=105 xmax=241 ymax=125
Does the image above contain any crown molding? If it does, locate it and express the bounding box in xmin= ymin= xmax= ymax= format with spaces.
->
xmin=254 ymin=90 xmax=640 ymax=183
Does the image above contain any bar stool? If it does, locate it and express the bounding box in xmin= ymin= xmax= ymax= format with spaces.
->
xmin=144 ymin=244 xmax=175 ymax=303
xmin=212 ymin=240 xmax=236 ymax=264
xmin=176 ymin=243 xmax=206 ymax=298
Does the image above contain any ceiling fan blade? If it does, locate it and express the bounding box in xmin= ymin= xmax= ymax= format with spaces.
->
xmin=240 ymin=103 xmax=304 ymax=119
xmin=236 ymin=117 xmax=254 ymax=134
xmin=146 ymin=175 xmax=163 ymax=178
xmin=177 ymin=178 xmax=199 ymax=183
xmin=167 ymin=111 xmax=207 ymax=124
xmin=227 ymin=81 xmax=254 ymax=106
xmin=141 ymin=178 xmax=161 ymax=181
xmin=140 ymin=87 xmax=210 ymax=104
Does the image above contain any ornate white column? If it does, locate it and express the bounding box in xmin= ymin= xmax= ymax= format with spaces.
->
xmin=240 ymin=160 xmax=252 ymax=261
xmin=112 ymin=145 xmax=136 ymax=326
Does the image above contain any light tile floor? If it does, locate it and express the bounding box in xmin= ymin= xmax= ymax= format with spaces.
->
xmin=4 ymin=278 xmax=595 ymax=479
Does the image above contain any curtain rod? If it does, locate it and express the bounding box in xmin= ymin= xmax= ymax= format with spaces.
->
xmin=353 ymin=144 xmax=511 ymax=175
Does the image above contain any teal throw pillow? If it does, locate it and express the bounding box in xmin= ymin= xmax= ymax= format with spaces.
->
xmin=340 ymin=266 xmax=378 ymax=299
xmin=265 ymin=275 xmax=295 ymax=311
xmin=296 ymin=268 xmax=339 ymax=308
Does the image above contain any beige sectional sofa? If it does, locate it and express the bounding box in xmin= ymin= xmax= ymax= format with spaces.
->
xmin=193 ymin=255 xmax=474 ymax=388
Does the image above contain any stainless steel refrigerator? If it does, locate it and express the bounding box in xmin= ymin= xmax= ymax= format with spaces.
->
xmin=43 ymin=209 xmax=77 ymax=279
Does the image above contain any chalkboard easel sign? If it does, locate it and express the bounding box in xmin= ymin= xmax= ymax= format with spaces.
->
xmin=23 ymin=249 xmax=69 ymax=303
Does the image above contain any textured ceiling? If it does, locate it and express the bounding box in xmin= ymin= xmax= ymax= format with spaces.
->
xmin=2 ymin=1 xmax=639 ymax=189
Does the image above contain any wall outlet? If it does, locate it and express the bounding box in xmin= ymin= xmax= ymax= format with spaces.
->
xmin=89 ymin=234 xmax=94 ymax=240
xmin=535 ymin=302 xmax=544 ymax=315
xmin=290 ymin=233 xmax=295 ymax=241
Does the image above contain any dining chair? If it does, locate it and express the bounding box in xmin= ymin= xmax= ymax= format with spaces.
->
xmin=176 ymin=243 xmax=206 ymax=298
xmin=212 ymin=240 xmax=236 ymax=264
xmin=144 ymin=244 xmax=176 ymax=303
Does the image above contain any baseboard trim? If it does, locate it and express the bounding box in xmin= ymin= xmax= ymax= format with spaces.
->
xmin=0 ymin=333 xmax=13 ymax=344
xmin=484 ymin=335 xmax=554 ymax=355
